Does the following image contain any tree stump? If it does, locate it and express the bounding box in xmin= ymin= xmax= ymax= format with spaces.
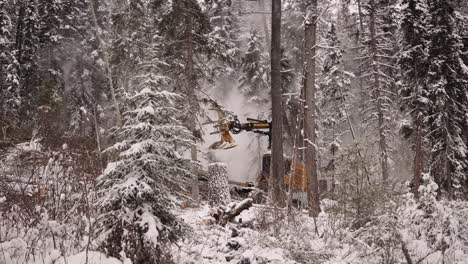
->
xmin=208 ymin=162 xmax=231 ymax=207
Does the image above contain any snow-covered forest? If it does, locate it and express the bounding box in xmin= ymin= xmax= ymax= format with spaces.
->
xmin=1 ymin=0 xmax=468 ymax=263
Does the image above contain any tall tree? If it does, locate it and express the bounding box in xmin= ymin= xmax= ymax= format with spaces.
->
xmin=0 ymin=0 xmax=20 ymax=139
xmin=360 ymin=0 xmax=397 ymax=181
xmin=320 ymin=23 xmax=354 ymax=192
xmin=157 ymin=0 xmax=209 ymax=204
xmin=398 ymin=0 xmax=430 ymax=198
xmin=204 ymin=0 xmax=241 ymax=78
xmin=425 ymin=0 xmax=468 ymax=198
xmin=157 ymin=0 xmax=240 ymax=204
xmin=239 ymin=29 xmax=269 ymax=101
xmin=270 ymin=0 xmax=285 ymax=206
xmin=304 ymin=0 xmax=320 ymax=216
xmin=16 ymin=0 xmax=40 ymax=127
xmin=89 ymin=0 xmax=122 ymax=127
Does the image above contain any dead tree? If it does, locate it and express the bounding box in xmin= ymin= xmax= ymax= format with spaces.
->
xmin=208 ymin=163 xmax=231 ymax=207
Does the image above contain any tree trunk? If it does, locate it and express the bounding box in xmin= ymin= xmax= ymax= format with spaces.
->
xmin=89 ymin=0 xmax=122 ymax=127
xmin=355 ymin=0 xmax=366 ymax=131
xmin=287 ymin=112 xmax=301 ymax=210
xmin=185 ymin=15 xmax=200 ymax=205
xmin=270 ymin=0 xmax=285 ymax=207
xmin=369 ymin=0 xmax=389 ymax=181
xmin=413 ymin=115 xmax=423 ymax=199
xmin=258 ymin=0 xmax=270 ymax=51
xmin=208 ymin=163 xmax=231 ymax=207
xmin=211 ymin=198 xmax=253 ymax=226
xmin=304 ymin=0 xmax=320 ymax=217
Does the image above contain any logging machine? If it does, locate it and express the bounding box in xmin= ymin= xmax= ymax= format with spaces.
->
xmin=208 ymin=115 xmax=272 ymax=150
xmin=203 ymin=98 xmax=309 ymax=197
xmin=201 ymin=97 xmax=272 ymax=150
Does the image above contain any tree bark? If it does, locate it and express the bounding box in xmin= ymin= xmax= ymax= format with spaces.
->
xmin=369 ymin=0 xmax=389 ymax=181
xmin=413 ymin=115 xmax=423 ymax=199
xmin=270 ymin=0 xmax=285 ymax=207
xmin=287 ymin=112 xmax=301 ymax=210
xmin=185 ymin=15 xmax=200 ymax=205
xmin=208 ymin=163 xmax=231 ymax=207
xmin=304 ymin=0 xmax=320 ymax=217
xmin=211 ymin=198 xmax=253 ymax=226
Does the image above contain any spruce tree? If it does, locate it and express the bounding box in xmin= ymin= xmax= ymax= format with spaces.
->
xmin=96 ymin=69 xmax=194 ymax=262
xmin=319 ymin=24 xmax=354 ymax=182
xmin=204 ymin=0 xmax=241 ymax=77
xmin=425 ymin=0 xmax=468 ymax=198
xmin=0 ymin=0 xmax=20 ymax=138
xmin=398 ymin=0 xmax=430 ymax=197
xmin=238 ymin=29 xmax=269 ymax=100
xmin=359 ymin=0 xmax=398 ymax=181
xmin=18 ymin=0 xmax=40 ymax=120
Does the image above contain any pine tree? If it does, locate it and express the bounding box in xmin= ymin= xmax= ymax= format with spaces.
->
xmin=16 ymin=0 xmax=40 ymax=125
xmin=59 ymin=0 xmax=105 ymax=146
xmin=0 ymin=0 xmax=20 ymax=138
xmin=398 ymin=0 xmax=430 ymax=198
xmin=359 ymin=0 xmax=397 ymax=181
xmin=204 ymin=0 xmax=241 ymax=78
xmin=238 ymin=29 xmax=269 ymax=100
xmin=425 ymin=0 xmax=468 ymax=198
xmin=38 ymin=0 xmax=61 ymax=45
xmin=319 ymin=23 xmax=354 ymax=186
xmin=282 ymin=0 xmax=306 ymax=71
xmin=96 ymin=68 xmax=194 ymax=262
xmin=109 ymin=0 xmax=148 ymax=93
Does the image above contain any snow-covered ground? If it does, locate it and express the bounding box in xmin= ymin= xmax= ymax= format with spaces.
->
xmin=173 ymin=203 xmax=299 ymax=264
xmin=55 ymin=251 xmax=121 ymax=264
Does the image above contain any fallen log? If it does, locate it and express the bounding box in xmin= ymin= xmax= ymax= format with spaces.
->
xmin=211 ymin=198 xmax=253 ymax=226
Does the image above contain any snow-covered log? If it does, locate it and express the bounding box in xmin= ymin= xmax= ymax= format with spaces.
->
xmin=211 ymin=198 xmax=254 ymax=226
xmin=208 ymin=162 xmax=231 ymax=207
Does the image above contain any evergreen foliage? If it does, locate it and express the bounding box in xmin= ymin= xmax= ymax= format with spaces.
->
xmin=96 ymin=76 xmax=194 ymax=262
xmin=425 ymin=0 xmax=468 ymax=198
xmin=238 ymin=29 xmax=269 ymax=99
xmin=319 ymin=24 xmax=354 ymax=174
xmin=399 ymin=0 xmax=430 ymax=125
xmin=0 ymin=0 xmax=20 ymax=137
xmin=359 ymin=0 xmax=398 ymax=181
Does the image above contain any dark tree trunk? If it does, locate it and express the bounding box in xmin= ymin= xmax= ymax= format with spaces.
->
xmin=270 ymin=0 xmax=285 ymax=206
xmin=185 ymin=14 xmax=200 ymax=205
xmin=304 ymin=0 xmax=320 ymax=217
xmin=413 ymin=115 xmax=424 ymax=199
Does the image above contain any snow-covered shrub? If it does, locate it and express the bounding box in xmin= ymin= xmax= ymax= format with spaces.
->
xmin=328 ymin=143 xmax=393 ymax=230
xmin=0 ymin=142 xmax=100 ymax=263
xmin=95 ymin=82 xmax=194 ymax=263
xmin=326 ymin=175 xmax=468 ymax=264
xmin=398 ymin=174 xmax=468 ymax=264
